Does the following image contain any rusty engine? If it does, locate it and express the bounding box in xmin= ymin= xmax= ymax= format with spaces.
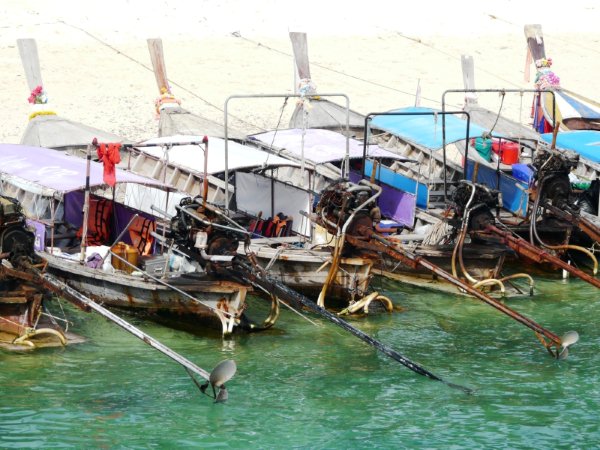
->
xmin=0 ymin=195 xmax=43 ymax=296
xmin=449 ymin=181 xmax=501 ymax=233
xmin=0 ymin=195 xmax=38 ymax=262
xmin=314 ymin=181 xmax=380 ymax=242
xmin=531 ymin=147 xmax=579 ymax=208
xmin=168 ymin=196 xmax=245 ymax=273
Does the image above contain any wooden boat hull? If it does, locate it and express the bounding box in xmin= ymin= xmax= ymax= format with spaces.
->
xmin=0 ymin=279 xmax=74 ymax=350
xmin=243 ymin=239 xmax=373 ymax=307
xmin=375 ymin=243 xmax=527 ymax=297
xmin=43 ymin=253 xmax=248 ymax=336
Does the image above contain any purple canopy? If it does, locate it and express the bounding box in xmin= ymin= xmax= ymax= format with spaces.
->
xmin=249 ymin=128 xmax=403 ymax=164
xmin=0 ymin=144 xmax=172 ymax=194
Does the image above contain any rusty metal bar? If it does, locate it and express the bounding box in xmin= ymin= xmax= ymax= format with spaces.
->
xmin=228 ymin=258 xmax=471 ymax=392
xmin=0 ymin=261 xmax=215 ymax=382
xmin=486 ymin=224 xmax=600 ymax=289
xmin=345 ymin=232 xmax=565 ymax=353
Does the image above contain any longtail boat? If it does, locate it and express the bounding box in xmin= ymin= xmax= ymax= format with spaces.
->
xmin=17 ymin=38 xmax=130 ymax=153
xmin=0 ymin=195 xmax=237 ymax=400
xmin=249 ymin=124 xmax=529 ymax=298
xmin=524 ymin=24 xmax=600 ymax=133
xmin=0 ymin=142 xmax=275 ymax=336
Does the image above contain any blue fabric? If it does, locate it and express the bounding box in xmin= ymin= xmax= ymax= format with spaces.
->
xmin=364 ymin=159 xmax=429 ymax=209
xmin=465 ymin=161 xmax=529 ymax=217
xmin=370 ymin=107 xmax=489 ymax=150
xmin=541 ymin=130 xmax=600 ymax=163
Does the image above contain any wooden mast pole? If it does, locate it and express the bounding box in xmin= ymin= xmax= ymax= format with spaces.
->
xmin=79 ymin=141 xmax=93 ymax=264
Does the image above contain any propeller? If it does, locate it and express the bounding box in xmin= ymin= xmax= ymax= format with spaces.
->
xmin=200 ymin=359 xmax=237 ymax=402
xmin=558 ymin=331 xmax=579 ymax=360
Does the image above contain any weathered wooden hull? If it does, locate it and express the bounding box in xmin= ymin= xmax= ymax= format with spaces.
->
xmin=0 ymin=279 xmax=73 ymax=350
xmin=243 ymin=239 xmax=373 ymax=306
xmin=375 ymin=243 xmax=527 ymax=297
xmin=43 ymin=253 xmax=248 ymax=336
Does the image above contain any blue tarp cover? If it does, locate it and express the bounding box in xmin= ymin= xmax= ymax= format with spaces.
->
xmin=541 ymin=130 xmax=600 ymax=163
xmin=370 ymin=107 xmax=489 ymax=151
xmin=465 ymin=160 xmax=529 ymax=217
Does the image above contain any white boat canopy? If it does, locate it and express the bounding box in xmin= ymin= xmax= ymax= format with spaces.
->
xmin=136 ymin=135 xmax=301 ymax=175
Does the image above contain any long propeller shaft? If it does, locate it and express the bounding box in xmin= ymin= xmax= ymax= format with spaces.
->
xmin=228 ymin=259 xmax=471 ymax=393
xmin=1 ymin=261 xmax=213 ymax=381
xmin=347 ymin=231 xmax=567 ymax=353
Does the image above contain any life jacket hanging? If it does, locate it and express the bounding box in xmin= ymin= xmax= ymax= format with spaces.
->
xmin=77 ymin=197 xmax=113 ymax=246
xmin=128 ymin=215 xmax=156 ymax=255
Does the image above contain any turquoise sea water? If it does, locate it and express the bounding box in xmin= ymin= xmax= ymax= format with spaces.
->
xmin=1 ymin=275 xmax=599 ymax=449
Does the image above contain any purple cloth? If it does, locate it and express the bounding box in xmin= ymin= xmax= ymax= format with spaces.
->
xmin=349 ymin=171 xmax=415 ymax=227
xmin=250 ymin=129 xmax=403 ymax=163
xmin=64 ymin=191 xmax=155 ymax=249
xmin=377 ymin=184 xmax=416 ymax=227
xmin=86 ymin=252 xmax=103 ymax=269
xmin=0 ymin=143 xmax=170 ymax=193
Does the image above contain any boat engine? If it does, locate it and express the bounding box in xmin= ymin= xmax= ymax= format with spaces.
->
xmin=0 ymin=195 xmax=38 ymax=262
xmin=168 ymin=197 xmax=244 ymax=272
xmin=0 ymin=195 xmax=43 ymax=295
xmin=314 ymin=181 xmax=378 ymax=240
xmin=449 ymin=181 xmax=500 ymax=232
xmin=531 ymin=147 xmax=578 ymax=208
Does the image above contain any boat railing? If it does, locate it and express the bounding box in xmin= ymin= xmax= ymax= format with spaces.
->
xmin=224 ymin=93 xmax=352 ymax=213
xmin=363 ymin=110 xmax=471 ymax=207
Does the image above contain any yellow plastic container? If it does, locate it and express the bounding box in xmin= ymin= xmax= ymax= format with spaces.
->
xmin=112 ymin=242 xmax=139 ymax=273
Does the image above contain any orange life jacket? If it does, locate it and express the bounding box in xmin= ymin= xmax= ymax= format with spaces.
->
xmin=128 ymin=216 xmax=156 ymax=255
xmin=77 ymin=198 xmax=113 ymax=246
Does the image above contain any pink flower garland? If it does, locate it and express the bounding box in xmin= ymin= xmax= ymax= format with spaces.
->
xmin=534 ymin=57 xmax=560 ymax=90
xmin=28 ymin=85 xmax=48 ymax=104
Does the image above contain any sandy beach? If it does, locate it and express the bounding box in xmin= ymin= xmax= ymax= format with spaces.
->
xmin=1 ymin=0 xmax=598 ymax=144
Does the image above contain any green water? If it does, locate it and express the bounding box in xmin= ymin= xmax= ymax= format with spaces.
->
xmin=1 ymin=276 xmax=599 ymax=449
